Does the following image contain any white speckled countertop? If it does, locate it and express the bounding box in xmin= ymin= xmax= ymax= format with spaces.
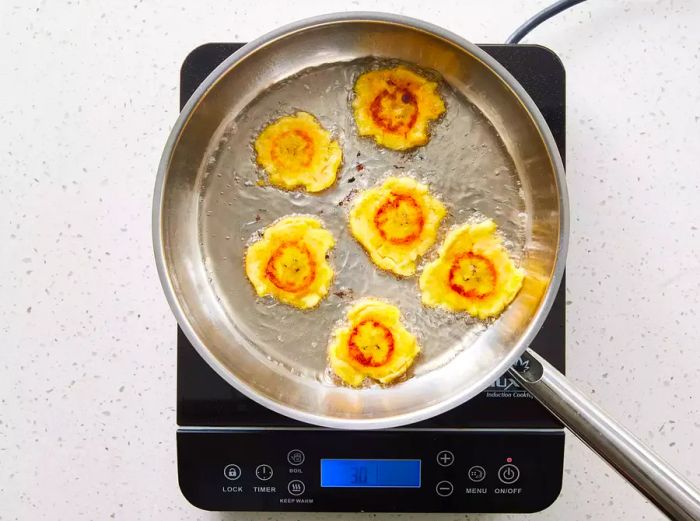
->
xmin=2 ymin=1 xmax=700 ymax=519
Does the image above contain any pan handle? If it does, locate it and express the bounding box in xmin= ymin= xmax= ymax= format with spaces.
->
xmin=510 ymin=348 xmax=700 ymax=521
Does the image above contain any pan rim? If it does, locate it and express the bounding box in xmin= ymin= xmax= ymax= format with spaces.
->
xmin=152 ymin=11 xmax=569 ymax=430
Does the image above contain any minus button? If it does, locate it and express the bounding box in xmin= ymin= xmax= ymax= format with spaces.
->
xmin=435 ymin=480 xmax=454 ymax=497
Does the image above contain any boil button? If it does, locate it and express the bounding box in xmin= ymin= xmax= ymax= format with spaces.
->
xmin=287 ymin=449 xmax=305 ymax=466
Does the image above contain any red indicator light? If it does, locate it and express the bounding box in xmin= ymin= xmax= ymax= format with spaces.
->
xmin=506 ymin=457 xmax=513 ymax=463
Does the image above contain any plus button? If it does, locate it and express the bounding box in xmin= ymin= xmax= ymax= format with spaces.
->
xmin=436 ymin=450 xmax=455 ymax=467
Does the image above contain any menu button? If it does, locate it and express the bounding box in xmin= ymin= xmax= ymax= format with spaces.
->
xmin=468 ymin=466 xmax=486 ymax=482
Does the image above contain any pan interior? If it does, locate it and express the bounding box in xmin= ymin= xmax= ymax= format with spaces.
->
xmin=200 ymin=58 xmax=526 ymax=385
xmin=158 ymin=18 xmax=562 ymax=425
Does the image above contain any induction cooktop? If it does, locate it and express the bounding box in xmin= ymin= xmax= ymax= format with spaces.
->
xmin=175 ymin=42 xmax=566 ymax=513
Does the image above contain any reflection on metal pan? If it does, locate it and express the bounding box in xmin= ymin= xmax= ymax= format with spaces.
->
xmin=153 ymin=12 xmax=566 ymax=430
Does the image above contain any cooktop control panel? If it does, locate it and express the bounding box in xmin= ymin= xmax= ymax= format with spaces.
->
xmin=178 ymin=430 xmax=564 ymax=512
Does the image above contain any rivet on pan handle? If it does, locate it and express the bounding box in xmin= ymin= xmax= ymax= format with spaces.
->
xmin=511 ymin=348 xmax=700 ymax=521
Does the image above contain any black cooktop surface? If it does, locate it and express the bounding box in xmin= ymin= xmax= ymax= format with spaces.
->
xmin=176 ymin=43 xmax=566 ymax=430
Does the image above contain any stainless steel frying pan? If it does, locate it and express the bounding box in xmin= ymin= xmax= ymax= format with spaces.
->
xmin=153 ymin=12 xmax=700 ymax=519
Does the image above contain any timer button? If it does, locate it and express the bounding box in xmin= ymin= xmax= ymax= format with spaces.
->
xmin=436 ymin=450 xmax=454 ymax=467
xmin=498 ymin=464 xmax=520 ymax=484
xmin=255 ymin=464 xmax=273 ymax=481
xmin=435 ymin=480 xmax=454 ymax=497
xmin=287 ymin=449 xmax=305 ymax=466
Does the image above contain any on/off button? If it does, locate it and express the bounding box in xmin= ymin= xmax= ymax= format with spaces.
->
xmin=498 ymin=464 xmax=520 ymax=484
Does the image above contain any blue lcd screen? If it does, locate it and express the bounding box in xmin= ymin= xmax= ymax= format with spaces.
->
xmin=320 ymin=459 xmax=421 ymax=488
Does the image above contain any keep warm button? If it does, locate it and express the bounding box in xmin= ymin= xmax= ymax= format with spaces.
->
xmin=288 ymin=480 xmax=305 ymax=496
xmin=497 ymin=464 xmax=520 ymax=485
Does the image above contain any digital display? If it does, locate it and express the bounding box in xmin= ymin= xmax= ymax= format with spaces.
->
xmin=320 ymin=459 xmax=421 ymax=488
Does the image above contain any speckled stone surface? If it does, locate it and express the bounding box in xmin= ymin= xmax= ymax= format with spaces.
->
xmin=1 ymin=1 xmax=700 ymax=519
